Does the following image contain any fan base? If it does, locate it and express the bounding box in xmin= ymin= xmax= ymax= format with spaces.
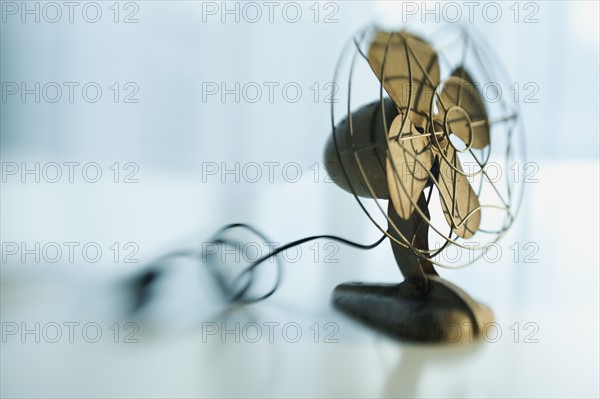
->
xmin=333 ymin=276 xmax=493 ymax=343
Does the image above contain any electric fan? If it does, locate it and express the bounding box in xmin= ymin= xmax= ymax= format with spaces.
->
xmin=127 ymin=26 xmax=523 ymax=344
xmin=325 ymin=27 xmax=524 ymax=342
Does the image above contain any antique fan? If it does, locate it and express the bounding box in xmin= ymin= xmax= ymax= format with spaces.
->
xmin=128 ymin=26 xmax=523 ymax=344
xmin=324 ymin=27 xmax=523 ymax=342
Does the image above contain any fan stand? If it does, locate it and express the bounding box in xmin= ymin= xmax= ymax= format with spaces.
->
xmin=333 ymin=193 xmax=493 ymax=342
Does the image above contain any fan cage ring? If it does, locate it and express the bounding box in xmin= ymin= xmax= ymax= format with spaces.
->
xmin=329 ymin=25 xmax=525 ymax=269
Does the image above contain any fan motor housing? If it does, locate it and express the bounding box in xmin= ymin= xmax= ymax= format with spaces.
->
xmin=324 ymin=98 xmax=398 ymax=199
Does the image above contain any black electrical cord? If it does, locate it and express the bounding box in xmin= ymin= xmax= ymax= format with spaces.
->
xmin=206 ymin=223 xmax=387 ymax=303
xmin=128 ymin=223 xmax=387 ymax=311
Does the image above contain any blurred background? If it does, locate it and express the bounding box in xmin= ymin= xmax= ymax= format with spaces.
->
xmin=1 ymin=1 xmax=599 ymax=398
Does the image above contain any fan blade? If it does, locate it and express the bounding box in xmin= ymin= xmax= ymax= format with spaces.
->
xmin=436 ymin=146 xmax=481 ymax=238
xmin=386 ymin=113 xmax=433 ymax=219
xmin=368 ymin=31 xmax=440 ymax=117
xmin=437 ymin=70 xmax=490 ymax=149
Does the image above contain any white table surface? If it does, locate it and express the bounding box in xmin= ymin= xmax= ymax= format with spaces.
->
xmin=1 ymin=160 xmax=598 ymax=398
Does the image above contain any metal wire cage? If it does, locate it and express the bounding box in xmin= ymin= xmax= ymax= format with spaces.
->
xmin=328 ymin=25 xmax=526 ymax=269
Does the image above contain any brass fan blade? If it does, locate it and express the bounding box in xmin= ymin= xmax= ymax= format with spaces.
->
xmin=386 ymin=113 xmax=433 ymax=219
xmin=437 ymin=71 xmax=490 ymax=149
xmin=436 ymin=145 xmax=481 ymax=238
xmin=368 ymin=31 xmax=440 ymax=116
